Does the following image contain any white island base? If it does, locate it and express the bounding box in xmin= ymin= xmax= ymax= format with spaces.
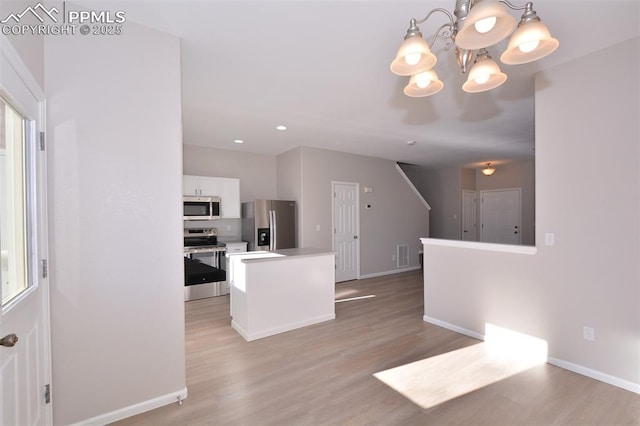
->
xmin=227 ymin=248 xmax=336 ymax=341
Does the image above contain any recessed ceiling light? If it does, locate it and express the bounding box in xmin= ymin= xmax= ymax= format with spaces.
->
xmin=407 ymin=140 xmax=416 ymax=146
xmin=276 ymin=125 xmax=287 ymax=131
xmin=233 ymin=139 xmax=244 ymax=144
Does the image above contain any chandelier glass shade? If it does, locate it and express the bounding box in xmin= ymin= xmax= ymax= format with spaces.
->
xmin=455 ymin=0 xmax=516 ymax=50
xmin=500 ymin=20 xmax=560 ymax=64
xmin=462 ymin=49 xmax=507 ymax=93
xmin=482 ymin=163 xmax=496 ymax=176
xmin=404 ymin=70 xmax=445 ymax=97
xmin=390 ymin=35 xmax=437 ymax=76
xmin=391 ymin=0 xmax=559 ymax=96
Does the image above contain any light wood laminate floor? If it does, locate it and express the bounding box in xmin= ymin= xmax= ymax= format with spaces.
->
xmin=114 ymin=270 xmax=639 ymax=425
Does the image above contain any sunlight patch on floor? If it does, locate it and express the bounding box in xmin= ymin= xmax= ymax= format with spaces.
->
xmin=373 ymin=324 xmax=548 ymax=409
xmin=334 ymin=288 xmax=361 ymax=299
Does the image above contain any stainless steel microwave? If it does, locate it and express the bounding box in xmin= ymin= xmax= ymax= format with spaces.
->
xmin=183 ymin=196 xmax=220 ymax=220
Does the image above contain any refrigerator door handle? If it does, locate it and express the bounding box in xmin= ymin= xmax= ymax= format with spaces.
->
xmin=269 ymin=210 xmax=275 ymax=250
xmin=272 ymin=210 xmax=278 ymax=249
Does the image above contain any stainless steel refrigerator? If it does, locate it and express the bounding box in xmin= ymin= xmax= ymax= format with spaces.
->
xmin=242 ymin=200 xmax=297 ymax=251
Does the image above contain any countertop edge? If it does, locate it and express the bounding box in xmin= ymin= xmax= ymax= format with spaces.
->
xmin=229 ymin=248 xmax=336 ymax=263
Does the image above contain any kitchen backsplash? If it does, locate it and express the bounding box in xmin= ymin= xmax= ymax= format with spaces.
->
xmin=184 ymin=218 xmax=241 ymax=241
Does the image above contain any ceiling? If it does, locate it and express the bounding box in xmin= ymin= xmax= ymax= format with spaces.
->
xmin=82 ymin=1 xmax=639 ymax=168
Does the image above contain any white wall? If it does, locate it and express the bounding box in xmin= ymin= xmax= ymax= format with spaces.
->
xmin=476 ymin=160 xmax=535 ymax=245
xmin=276 ymin=146 xmax=302 ymax=202
xmin=402 ymin=165 xmax=461 ymax=240
xmin=183 ymin=144 xmax=277 ymax=202
xmin=287 ymin=146 xmax=429 ymax=276
xmin=422 ymin=37 xmax=640 ymax=390
xmin=403 ymin=161 xmax=535 ymax=245
xmin=277 ymin=147 xmax=303 ymax=247
xmin=0 ymin=1 xmax=45 ymax=90
xmin=45 ymin=22 xmax=186 ymax=424
xmin=460 ymin=167 xmax=475 ymax=191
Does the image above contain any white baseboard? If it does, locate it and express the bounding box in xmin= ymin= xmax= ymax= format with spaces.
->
xmin=423 ymin=315 xmax=640 ymax=395
xmin=422 ymin=315 xmax=485 ymax=341
xmin=71 ymin=387 xmax=188 ymax=426
xmin=231 ymin=320 xmax=250 ymax=341
xmin=232 ymin=313 xmax=336 ymax=342
xmin=360 ymin=266 xmax=421 ymax=280
xmin=547 ymin=357 xmax=640 ymax=395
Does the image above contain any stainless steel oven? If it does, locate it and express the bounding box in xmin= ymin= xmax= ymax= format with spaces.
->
xmin=183 ymin=227 xmax=228 ymax=300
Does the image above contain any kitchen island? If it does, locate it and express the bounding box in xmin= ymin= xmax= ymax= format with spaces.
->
xmin=227 ymin=248 xmax=336 ymax=341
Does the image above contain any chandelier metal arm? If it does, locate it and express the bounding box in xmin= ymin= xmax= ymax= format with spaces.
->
xmin=407 ymin=8 xmax=456 ymax=49
xmin=497 ymin=0 xmax=532 ymax=12
xmin=429 ymin=23 xmax=456 ymax=48
xmin=498 ymin=1 xmax=540 ymax=23
xmin=413 ymin=7 xmax=455 ymax=26
xmin=391 ymin=0 xmax=559 ymax=96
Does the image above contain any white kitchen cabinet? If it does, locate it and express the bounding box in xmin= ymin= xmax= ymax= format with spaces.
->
xmin=218 ymin=178 xmax=240 ymax=219
xmin=183 ymin=175 xmax=202 ymax=196
xmin=183 ymin=175 xmax=221 ymax=196
xmin=199 ymin=178 xmax=223 ymax=197
xmin=225 ymin=241 xmax=248 ymax=253
xmin=183 ymin=175 xmax=240 ymax=219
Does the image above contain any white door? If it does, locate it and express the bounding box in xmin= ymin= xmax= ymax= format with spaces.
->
xmin=461 ymin=190 xmax=477 ymax=241
xmin=333 ymin=182 xmax=359 ymax=282
xmin=1 ymin=43 xmax=52 ymax=425
xmin=480 ymin=188 xmax=521 ymax=244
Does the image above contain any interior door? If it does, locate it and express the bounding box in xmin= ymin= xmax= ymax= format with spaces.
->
xmin=333 ymin=182 xmax=359 ymax=282
xmin=1 ymin=44 xmax=52 ymax=425
xmin=480 ymin=188 xmax=521 ymax=244
xmin=461 ymin=190 xmax=477 ymax=241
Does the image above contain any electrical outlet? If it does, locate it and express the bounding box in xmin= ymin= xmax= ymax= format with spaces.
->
xmin=392 ymin=254 xmax=396 ymax=261
xmin=583 ymin=326 xmax=595 ymax=341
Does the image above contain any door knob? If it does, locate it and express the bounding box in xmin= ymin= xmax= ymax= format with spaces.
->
xmin=0 ymin=334 xmax=18 ymax=347
xmin=353 ymin=235 xmax=358 ymax=239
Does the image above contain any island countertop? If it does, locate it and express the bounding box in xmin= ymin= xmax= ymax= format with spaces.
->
xmin=227 ymin=248 xmax=335 ymax=263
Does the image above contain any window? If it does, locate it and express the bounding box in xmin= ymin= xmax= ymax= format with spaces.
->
xmin=0 ymin=96 xmax=30 ymax=306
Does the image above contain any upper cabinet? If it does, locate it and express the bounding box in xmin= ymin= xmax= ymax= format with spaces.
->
xmin=183 ymin=175 xmax=200 ymax=196
xmin=217 ymin=178 xmax=240 ymax=219
xmin=183 ymin=175 xmax=240 ymax=219
xmin=183 ymin=175 xmax=220 ymax=196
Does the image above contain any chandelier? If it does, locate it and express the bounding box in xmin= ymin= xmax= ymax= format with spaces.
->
xmin=391 ymin=0 xmax=559 ymax=97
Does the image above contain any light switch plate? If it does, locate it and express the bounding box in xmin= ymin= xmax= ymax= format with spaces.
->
xmin=545 ymin=233 xmax=555 ymax=246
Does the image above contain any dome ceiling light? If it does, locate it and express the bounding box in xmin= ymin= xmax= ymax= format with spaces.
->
xmin=482 ymin=162 xmax=496 ymax=176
